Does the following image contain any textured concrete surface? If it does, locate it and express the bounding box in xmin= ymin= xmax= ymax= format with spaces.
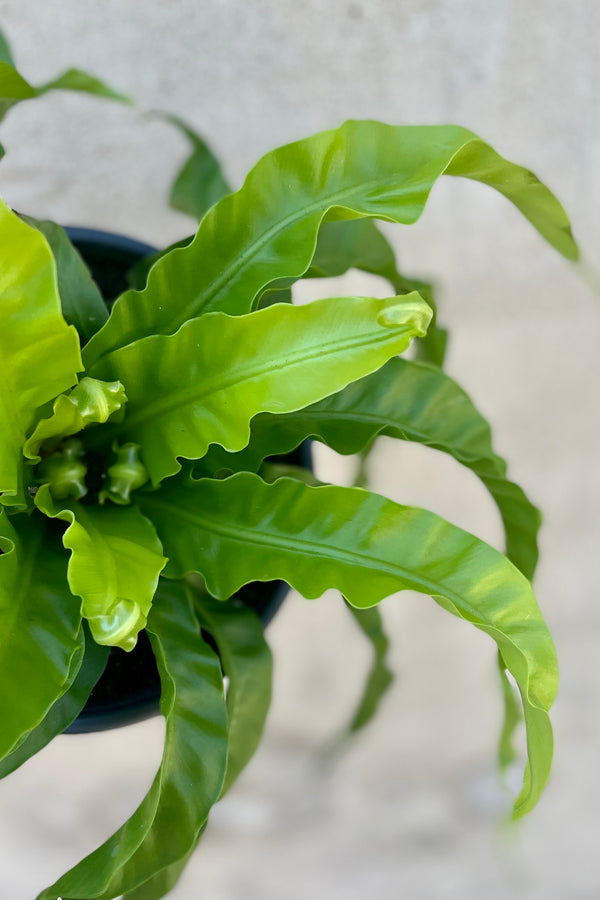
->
xmin=0 ymin=1 xmax=599 ymax=897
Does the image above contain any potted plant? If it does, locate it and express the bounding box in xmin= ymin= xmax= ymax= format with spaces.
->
xmin=0 ymin=32 xmax=578 ymax=900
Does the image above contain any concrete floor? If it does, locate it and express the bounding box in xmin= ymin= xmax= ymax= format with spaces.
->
xmin=0 ymin=2 xmax=599 ymax=897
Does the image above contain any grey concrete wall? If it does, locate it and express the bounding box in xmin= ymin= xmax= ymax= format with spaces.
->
xmin=0 ymin=1 xmax=598 ymax=898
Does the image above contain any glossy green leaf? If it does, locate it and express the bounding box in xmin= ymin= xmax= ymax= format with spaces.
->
xmin=35 ymin=68 xmax=132 ymax=104
xmin=39 ymin=579 xmax=228 ymax=900
xmin=0 ymin=624 xmax=108 ymax=779
xmin=22 ymin=216 xmax=109 ymax=343
xmin=497 ymin=649 xmax=523 ymax=771
xmin=307 ymin=218 xmax=447 ymax=366
xmin=203 ymin=358 xmax=540 ymax=580
xmin=24 ymin=377 xmax=127 ymax=462
xmin=0 ymin=58 xmax=130 ymax=126
xmin=257 ymin=283 xmax=293 ymax=308
xmin=171 ymin=146 xmax=230 ymax=219
xmin=345 ymin=602 xmax=394 ymax=735
xmin=194 ymin=589 xmax=273 ymax=794
xmin=0 ymin=58 xmax=35 ymax=120
xmin=153 ymin=112 xmax=231 ymax=220
xmin=0 ymin=630 xmax=84 ymax=765
xmin=123 ymin=590 xmax=273 ymax=899
xmin=352 ymin=438 xmax=376 ymax=490
xmin=84 ymin=121 xmax=578 ymax=369
xmin=0 ymin=508 xmax=82 ymax=762
xmin=260 ymin=461 xmax=321 ymax=486
xmin=0 ymin=198 xmax=82 ymax=507
xmin=309 ymin=218 xmax=404 ymax=280
xmin=89 ymin=293 xmax=431 ymax=485
xmin=0 ymin=28 xmax=15 ymax=67
xmin=125 ymin=236 xmax=193 ymax=292
xmin=122 ymin=828 xmax=206 ymax=900
xmin=259 ymin=218 xmax=448 ymax=364
xmin=35 ymin=485 xmax=167 ymax=651
xmin=121 ymin=591 xmax=269 ymax=900
xmin=260 ymin=219 xmax=448 ymax=366
xmin=139 ymin=472 xmax=557 ymax=818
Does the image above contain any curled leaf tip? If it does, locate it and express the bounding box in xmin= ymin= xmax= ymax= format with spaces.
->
xmin=23 ymin=376 xmax=127 ymax=461
xmin=75 ymin=376 xmax=127 ymax=424
xmin=377 ymin=293 xmax=432 ymax=335
xmin=37 ymin=438 xmax=87 ymax=500
xmin=99 ymin=442 xmax=149 ymax=505
xmin=88 ymin=597 xmax=144 ymax=652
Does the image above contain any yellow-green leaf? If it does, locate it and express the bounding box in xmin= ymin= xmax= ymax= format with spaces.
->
xmin=90 ymin=293 xmax=431 ymax=485
xmin=84 ymin=121 xmax=578 ymax=369
xmin=35 ymin=486 xmax=166 ymax=651
xmin=0 ymin=198 xmax=82 ymax=507
xmin=24 ymin=377 xmax=126 ymax=462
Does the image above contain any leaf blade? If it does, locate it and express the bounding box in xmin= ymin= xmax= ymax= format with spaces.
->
xmin=194 ymin=591 xmax=273 ymax=794
xmin=344 ymin=602 xmax=394 ymax=735
xmin=0 ymin=199 xmax=82 ymax=506
xmin=21 ymin=216 xmax=109 ymax=343
xmin=0 ymin=509 xmax=82 ymax=761
xmin=38 ymin=579 xmax=228 ymax=900
xmin=35 ymin=68 xmax=133 ymax=104
xmin=497 ymin=649 xmax=524 ymax=771
xmin=204 ymin=358 xmax=541 ymax=579
xmin=0 ymin=28 xmax=15 ymax=67
xmin=35 ymin=486 xmax=167 ymax=651
xmin=0 ymin=58 xmax=35 ymax=120
xmin=121 ymin=586 xmax=277 ymax=898
xmin=139 ymin=472 xmax=557 ymax=818
xmin=121 ymin=831 xmax=205 ymax=900
xmin=0 ymin=58 xmax=130 ymax=126
xmin=305 ymin=218 xmax=447 ymax=366
xmin=90 ymin=293 xmax=431 ymax=485
xmin=0 ymin=624 xmax=108 ymax=779
xmin=84 ymin=121 xmax=578 ymax=368
xmin=152 ymin=112 xmax=231 ymax=221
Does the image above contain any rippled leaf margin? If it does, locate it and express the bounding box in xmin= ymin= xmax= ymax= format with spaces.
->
xmin=139 ymin=472 xmax=557 ymax=818
xmin=38 ymin=579 xmax=228 ymax=900
xmin=0 ymin=200 xmax=82 ymax=507
xmin=84 ymin=121 xmax=577 ymax=368
xmin=90 ymin=293 xmax=431 ymax=485
xmin=199 ymin=357 xmax=541 ymax=580
xmin=35 ymin=485 xmax=166 ymax=651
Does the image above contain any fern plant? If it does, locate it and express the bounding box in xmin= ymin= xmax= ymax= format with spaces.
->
xmin=0 ymin=31 xmax=578 ymax=900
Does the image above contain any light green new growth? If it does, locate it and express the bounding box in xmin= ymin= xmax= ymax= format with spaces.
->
xmin=24 ymin=377 xmax=127 ymax=462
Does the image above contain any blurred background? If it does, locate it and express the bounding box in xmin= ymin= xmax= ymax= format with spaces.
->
xmin=0 ymin=1 xmax=598 ymax=897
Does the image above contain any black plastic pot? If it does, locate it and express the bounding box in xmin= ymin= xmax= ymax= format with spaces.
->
xmin=64 ymin=226 xmax=309 ymax=733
